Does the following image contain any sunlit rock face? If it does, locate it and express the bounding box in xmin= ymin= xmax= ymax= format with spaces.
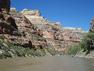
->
xmin=21 ymin=9 xmax=48 ymax=25
xmin=21 ymin=9 xmax=41 ymax=16
xmin=0 ymin=7 xmax=85 ymax=53
xmin=0 ymin=0 xmax=10 ymax=13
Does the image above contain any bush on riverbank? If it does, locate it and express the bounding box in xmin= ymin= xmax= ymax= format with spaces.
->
xmin=67 ymin=44 xmax=82 ymax=55
xmin=67 ymin=32 xmax=94 ymax=55
xmin=80 ymin=32 xmax=94 ymax=54
xmin=0 ymin=38 xmax=58 ymax=59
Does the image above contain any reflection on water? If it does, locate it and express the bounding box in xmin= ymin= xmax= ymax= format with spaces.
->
xmin=0 ymin=56 xmax=94 ymax=71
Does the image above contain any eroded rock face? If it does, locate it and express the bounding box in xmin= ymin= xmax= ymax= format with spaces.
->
xmin=0 ymin=0 xmax=10 ymax=13
xmin=21 ymin=9 xmax=40 ymax=16
xmin=0 ymin=8 xmax=85 ymax=53
xmin=21 ymin=9 xmax=48 ymax=25
xmin=90 ymin=18 xmax=94 ymax=32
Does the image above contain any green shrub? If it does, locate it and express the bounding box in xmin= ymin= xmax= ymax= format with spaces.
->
xmin=0 ymin=36 xmax=58 ymax=59
xmin=0 ymin=51 xmax=13 ymax=59
xmin=80 ymin=32 xmax=94 ymax=54
xmin=46 ymin=47 xmax=57 ymax=56
xmin=67 ymin=44 xmax=82 ymax=55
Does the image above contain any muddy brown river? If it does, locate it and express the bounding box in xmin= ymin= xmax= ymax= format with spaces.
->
xmin=0 ymin=56 xmax=94 ymax=71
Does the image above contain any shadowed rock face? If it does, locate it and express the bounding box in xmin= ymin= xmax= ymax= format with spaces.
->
xmin=0 ymin=0 xmax=10 ymax=13
xmin=90 ymin=18 xmax=94 ymax=32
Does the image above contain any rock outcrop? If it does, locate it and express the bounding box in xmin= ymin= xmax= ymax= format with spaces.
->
xmin=0 ymin=7 xmax=85 ymax=56
xmin=21 ymin=9 xmax=48 ymax=25
xmin=0 ymin=0 xmax=10 ymax=13
xmin=90 ymin=18 xmax=94 ymax=32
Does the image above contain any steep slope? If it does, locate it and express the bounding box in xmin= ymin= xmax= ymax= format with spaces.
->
xmin=0 ymin=8 xmax=85 ymax=58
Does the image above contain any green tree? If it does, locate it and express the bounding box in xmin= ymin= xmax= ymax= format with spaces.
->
xmin=81 ymin=32 xmax=94 ymax=54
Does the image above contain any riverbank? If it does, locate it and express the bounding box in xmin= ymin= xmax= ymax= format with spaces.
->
xmin=75 ymin=50 xmax=94 ymax=59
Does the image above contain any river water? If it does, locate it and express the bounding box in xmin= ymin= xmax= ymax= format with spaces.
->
xmin=0 ymin=56 xmax=94 ymax=71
